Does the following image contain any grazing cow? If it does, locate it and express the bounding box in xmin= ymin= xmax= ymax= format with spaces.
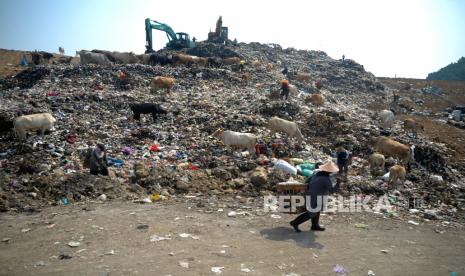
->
xmin=212 ymin=129 xmax=257 ymax=155
xmin=266 ymin=63 xmax=273 ymax=71
xmin=268 ymin=116 xmax=304 ymax=144
xmin=222 ymin=57 xmax=241 ymax=65
xmin=191 ymin=56 xmax=208 ymax=67
xmin=403 ymin=118 xmax=424 ymax=136
xmin=372 ymin=136 xmax=412 ymax=166
xmin=305 ymin=94 xmax=325 ymax=107
xmin=91 ymin=50 xmax=139 ymax=64
xmin=288 ymin=84 xmax=299 ymax=97
xmin=111 ymin=51 xmax=139 ymax=64
xmin=14 ymin=113 xmax=56 ymax=139
xmin=242 ymin=72 xmax=250 ymax=82
xmin=368 ymin=153 xmax=385 ymax=175
xmin=388 ymin=165 xmax=406 ymax=186
xmin=208 ymin=57 xmax=222 ymax=67
xmin=150 ymin=76 xmax=175 ymax=93
xmin=252 ymin=59 xmax=261 ymax=68
xmin=172 ymin=53 xmax=193 ymax=65
xmin=379 ymin=109 xmax=395 ymax=129
xmin=295 ymin=73 xmax=311 ymax=82
xmin=149 ymin=53 xmax=173 ymax=66
xmin=129 ymin=103 xmax=167 ymax=122
xmin=78 ymin=50 xmax=111 ymax=65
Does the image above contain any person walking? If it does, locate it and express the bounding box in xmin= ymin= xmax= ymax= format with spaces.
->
xmin=290 ymin=161 xmax=339 ymax=232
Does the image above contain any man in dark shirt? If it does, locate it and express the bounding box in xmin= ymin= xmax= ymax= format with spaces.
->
xmin=290 ymin=161 xmax=339 ymax=232
xmin=89 ymin=144 xmax=108 ymax=176
xmin=281 ymin=65 xmax=288 ymax=76
xmin=336 ymin=146 xmax=350 ymax=177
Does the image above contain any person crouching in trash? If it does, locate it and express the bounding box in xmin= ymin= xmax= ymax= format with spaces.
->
xmin=336 ymin=146 xmax=350 ymax=178
xmin=280 ymin=79 xmax=290 ymax=100
xmin=89 ymin=143 xmax=108 ymax=176
xmin=290 ymin=161 xmax=340 ymax=232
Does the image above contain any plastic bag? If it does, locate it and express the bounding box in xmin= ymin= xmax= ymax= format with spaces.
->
xmin=274 ymin=159 xmax=297 ymax=175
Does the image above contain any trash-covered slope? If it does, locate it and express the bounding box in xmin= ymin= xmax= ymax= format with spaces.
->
xmin=0 ymin=42 xmax=463 ymax=222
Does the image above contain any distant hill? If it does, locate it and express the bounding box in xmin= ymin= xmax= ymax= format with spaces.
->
xmin=427 ymin=57 xmax=465 ymax=81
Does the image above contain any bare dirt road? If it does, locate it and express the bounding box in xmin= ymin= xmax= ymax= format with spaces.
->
xmin=1 ymin=198 xmax=464 ymax=276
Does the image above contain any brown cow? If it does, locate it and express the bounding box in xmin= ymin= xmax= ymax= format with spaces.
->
xmin=295 ymin=73 xmax=311 ymax=82
xmin=372 ymin=137 xmax=412 ymax=166
xmin=252 ymin=59 xmax=261 ymax=68
xmin=388 ymin=165 xmax=406 ymax=186
xmin=368 ymin=153 xmax=385 ymax=176
xmin=305 ymin=94 xmax=325 ymax=107
xmin=403 ymin=118 xmax=424 ymax=136
xmin=173 ymin=53 xmax=193 ymax=65
xmin=222 ymin=57 xmax=241 ymax=65
xmin=266 ymin=63 xmax=273 ymax=71
xmin=150 ymin=76 xmax=174 ymax=93
xmin=242 ymin=72 xmax=250 ymax=82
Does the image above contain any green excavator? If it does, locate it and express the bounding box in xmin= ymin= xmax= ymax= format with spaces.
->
xmin=145 ymin=18 xmax=195 ymax=53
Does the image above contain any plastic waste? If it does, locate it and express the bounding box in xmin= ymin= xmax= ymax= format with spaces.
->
xmin=354 ymin=223 xmax=368 ymax=229
xmin=150 ymin=144 xmax=159 ymax=152
xmin=382 ymin=172 xmax=390 ymax=182
xmin=67 ymin=241 xmax=80 ymax=247
xmin=289 ymin=158 xmax=304 ymax=165
xmin=107 ymin=157 xmax=124 ymax=167
xmin=61 ymin=197 xmax=69 ymax=205
xmin=452 ymin=110 xmax=461 ymax=122
xmin=211 ymin=267 xmax=224 ymax=274
xmin=122 ymin=146 xmax=132 ymax=155
xmin=255 ymin=143 xmax=267 ymax=155
xmin=20 ymin=56 xmax=28 ymax=66
xmin=66 ymin=134 xmax=77 ymax=144
xmin=274 ymin=159 xmax=297 ymax=175
xmin=333 ymin=264 xmax=347 ymax=274
xmin=299 ymin=163 xmax=316 ymax=170
xmin=301 ymin=169 xmax=313 ymax=178
xmin=150 ymin=193 xmax=161 ymax=202
xmin=149 ymin=234 xmax=171 ymax=242
xmin=188 ymin=163 xmax=199 ymax=170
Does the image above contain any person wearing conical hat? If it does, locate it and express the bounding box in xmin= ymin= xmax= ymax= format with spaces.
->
xmin=290 ymin=160 xmax=339 ymax=232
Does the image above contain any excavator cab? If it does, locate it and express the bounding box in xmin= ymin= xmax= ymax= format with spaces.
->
xmin=177 ymin=33 xmax=190 ymax=41
xmin=167 ymin=32 xmax=194 ymax=50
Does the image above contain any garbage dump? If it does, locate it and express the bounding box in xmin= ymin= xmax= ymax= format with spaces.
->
xmin=0 ymin=42 xmax=464 ymax=223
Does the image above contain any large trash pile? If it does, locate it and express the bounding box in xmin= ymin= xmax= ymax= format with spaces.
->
xmin=0 ymin=42 xmax=464 ymax=222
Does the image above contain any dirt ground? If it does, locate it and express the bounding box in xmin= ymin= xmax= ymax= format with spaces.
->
xmin=378 ymin=78 xmax=465 ymax=113
xmin=1 ymin=198 xmax=464 ymax=276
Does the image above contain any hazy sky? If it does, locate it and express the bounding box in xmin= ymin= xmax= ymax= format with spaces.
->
xmin=1 ymin=0 xmax=464 ymax=78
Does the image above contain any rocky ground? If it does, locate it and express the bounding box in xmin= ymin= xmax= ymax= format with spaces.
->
xmin=0 ymin=42 xmax=464 ymax=224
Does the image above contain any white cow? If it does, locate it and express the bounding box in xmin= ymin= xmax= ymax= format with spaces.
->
xmin=78 ymin=50 xmax=111 ymax=65
xmin=379 ymin=109 xmax=395 ymax=129
xmin=14 ymin=113 xmax=56 ymax=139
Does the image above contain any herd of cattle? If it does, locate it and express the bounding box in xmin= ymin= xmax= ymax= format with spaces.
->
xmin=78 ymin=50 xmax=244 ymax=68
xmin=12 ymin=101 xmax=422 ymax=188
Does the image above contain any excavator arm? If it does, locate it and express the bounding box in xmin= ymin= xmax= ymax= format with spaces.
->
xmin=145 ymin=18 xmax=178 ymax=52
